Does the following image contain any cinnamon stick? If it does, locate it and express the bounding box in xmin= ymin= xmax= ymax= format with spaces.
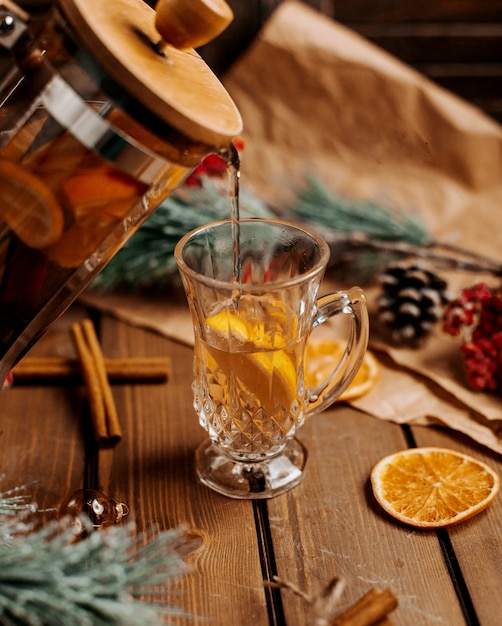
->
xmin=71 ymin=320 xmax=122 ymax=448
xmin=12 ymin=356 xmax=170 ymax=382
xmin=332 ymin=588 xmax=398 ymax=626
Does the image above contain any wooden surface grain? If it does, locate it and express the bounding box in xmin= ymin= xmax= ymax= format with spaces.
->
xmin=3 ymin=306 xmax=502 ymax=625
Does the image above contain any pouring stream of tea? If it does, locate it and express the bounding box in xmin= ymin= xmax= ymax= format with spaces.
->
xmin=221 ymin=142 xmax=241 ymax=303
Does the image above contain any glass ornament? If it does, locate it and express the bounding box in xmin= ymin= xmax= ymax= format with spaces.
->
xmin=58 ymin=488 xmax=129 ymax=537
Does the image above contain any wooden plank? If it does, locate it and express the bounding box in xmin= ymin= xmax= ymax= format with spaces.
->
xmin=330 ymin=0 xmax=502 ymax=23
xmin=2 ymin=306 xmax=88 ymax=519
xmin=416 ymin=63 xmax=502 ymax=97
xmin=1 ymin=384 xmax=85 ymax=516
xmin=412 ymin=424 xmax=502 ymax=626
xmin=220 ymin=0 xmax=502 ymax=23
xmin=5 ymin=303 xmax=502 ymax=625
xmin=416 ymin=64 xmax=502 ymax=122
xmin=267 ymin=408 xmax=467 ymax=624
xmin=349 ymin=23 xmax=502 ymax=64
xmin=96 ymin=316 xmax=270 ymax=626
xmin=344 ymin=24 xmax=502 ymax=122
xmin=198 ymin=0 xmax=502 ymax=123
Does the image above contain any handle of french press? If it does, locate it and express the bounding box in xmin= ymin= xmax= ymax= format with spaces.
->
xmin=155 ymin=0 xmax=234 ymax=50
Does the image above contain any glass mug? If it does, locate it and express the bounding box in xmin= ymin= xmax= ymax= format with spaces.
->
xmin=175 ymin=218 xmax=369 ymax=499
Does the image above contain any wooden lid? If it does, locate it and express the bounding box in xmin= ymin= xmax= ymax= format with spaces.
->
xmin=57 ymin=0 xmax=242 ymax=147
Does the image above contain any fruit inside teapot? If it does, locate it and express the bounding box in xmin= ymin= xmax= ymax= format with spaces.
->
xmin=0 ymin=0 xmax=241 ymax=383
xmin=0 ymin=105 xmax=190 ymax=375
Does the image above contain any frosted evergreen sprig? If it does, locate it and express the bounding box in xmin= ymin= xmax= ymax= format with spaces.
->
xmin=93 ymin=172 xmax=502 ymax=292
xmin=92 ymin=181 xmax=272 ymax=292
xmin=286 ymin=174 xmax=432 ymax=245
xmin=0 ymin=481 xmax=37 ymax=515
xmin=286 ymin=175 xmax=502 ymax=276
xmin=0 ymin=514 xmax=192 ymax=625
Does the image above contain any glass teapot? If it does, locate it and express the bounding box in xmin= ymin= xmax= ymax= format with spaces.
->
xmin=0 ymin=0 xmax=242 ymax=383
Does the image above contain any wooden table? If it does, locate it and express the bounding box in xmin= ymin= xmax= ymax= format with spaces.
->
xmin=2 ymin=302 xmax=502 ymax=626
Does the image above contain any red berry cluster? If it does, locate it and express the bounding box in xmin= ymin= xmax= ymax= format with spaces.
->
xmin=184 ymin=137 xmax=245 ymax=187
xmin=443 ymin=282 xmax=502 ymax=392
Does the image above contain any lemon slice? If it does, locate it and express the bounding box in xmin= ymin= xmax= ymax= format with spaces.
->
xmin=305 ymin=337 xmax=379 ymax=402
xmin=0 ymin=158 xmax=63 ymax=248
xmin=371 ymin=447 xmax=500 ymax=528
xmin=205 ymin=308 xmax=297 ymax=414
xmin=205 ymin=309 xmax=251 ymax=343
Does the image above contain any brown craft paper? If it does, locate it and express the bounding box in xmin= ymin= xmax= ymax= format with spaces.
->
xmin=82 ymin=1 xmax=502 ymax=453
xmin=351 ymin=349 xmax=502 ymax=455
xmin=224 ymin=1 xmax=502 ymax=260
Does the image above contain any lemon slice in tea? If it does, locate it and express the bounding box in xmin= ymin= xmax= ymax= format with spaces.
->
xmin=205 ymin=309 xmax=252 ymax=344
xmin=205 ymin=308 xmax=297 ymax=414
xmin=371 ymin=447 xmax=500 ymax=528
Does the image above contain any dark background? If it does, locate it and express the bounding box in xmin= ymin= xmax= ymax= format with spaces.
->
xmin=198 ymin=0 xmax=502 ymax=125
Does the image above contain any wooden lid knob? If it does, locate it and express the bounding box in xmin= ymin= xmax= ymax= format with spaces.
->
xmin=155 ymin=0 xmax=233 ymax=50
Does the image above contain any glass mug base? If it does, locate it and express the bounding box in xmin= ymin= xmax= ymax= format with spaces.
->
xmin=195 ymin=438 xmax=307 ymax=499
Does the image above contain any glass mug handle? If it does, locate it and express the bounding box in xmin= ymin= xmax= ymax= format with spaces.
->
xmin=306 ymin=287 xmax=369 ymax=415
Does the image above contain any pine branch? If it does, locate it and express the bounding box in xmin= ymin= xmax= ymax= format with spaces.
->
xmin=286 ymin=174 xmax=432 ymax=245
xmin=93 ymin=173 xmax=502 ymax=292
xmin=0 ymin=512 xmax=192 ymax=625
xmin=319 ymin=231 xmax=502 ymax=275
xmin=91 ymin=182 xmax=272 ymax=292
xmin=0 ymin=481 xmax=37 ymax=515
xmin=286 ymin=175 xmax=502 ymax=277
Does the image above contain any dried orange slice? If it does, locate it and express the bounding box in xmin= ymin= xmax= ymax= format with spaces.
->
xmin=60 ymin=169 xmax=146 ymax=209
xmin=46 ymin=167 xmax=146 ymax=268
xmin=45 ymin=207 xmax=119 ymax=268
xmin=305 ymin=338 xmax=379 ymax=402
xmin=371 ymin=447 xmax=500 ymax=528
xmin=0 ymin=158 xmax=63 ymax=248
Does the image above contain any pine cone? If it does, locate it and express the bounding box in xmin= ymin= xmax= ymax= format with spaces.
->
xmin=376 ymin=261 xmax=450 ymax=342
